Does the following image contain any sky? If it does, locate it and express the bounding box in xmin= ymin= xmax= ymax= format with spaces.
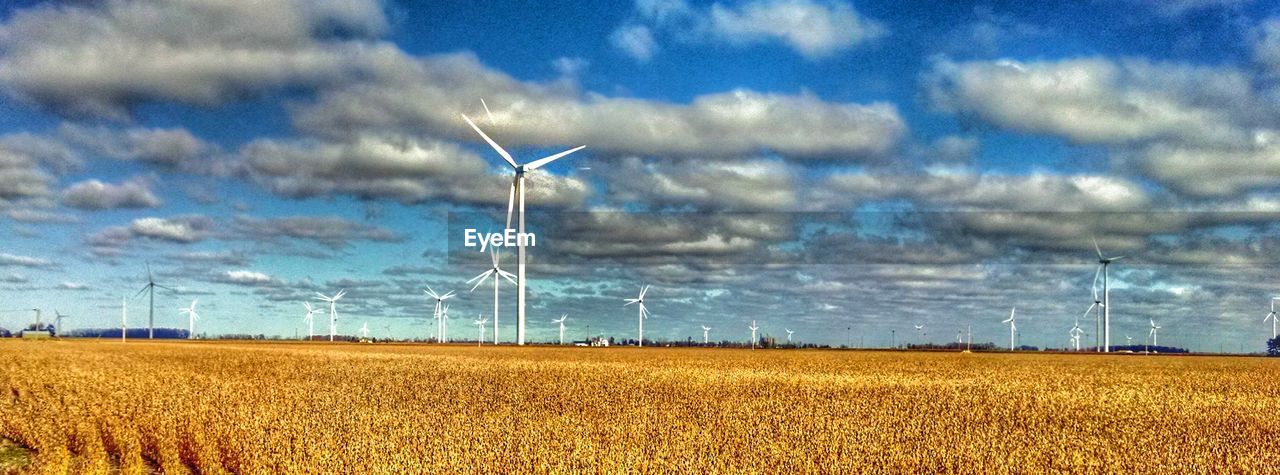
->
xmin=1 ymin=0 xmax=1280 ymax=351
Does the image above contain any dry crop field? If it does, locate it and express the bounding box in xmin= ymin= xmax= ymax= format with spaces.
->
xmin=0 ymin=341 xmax=1278 ymax=474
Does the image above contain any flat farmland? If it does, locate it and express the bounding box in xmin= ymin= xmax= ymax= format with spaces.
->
xmin=1 ymin=341 xmax=1277 ymax=473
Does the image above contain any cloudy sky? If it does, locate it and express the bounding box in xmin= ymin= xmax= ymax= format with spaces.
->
xmin=2 ymin=0 xmax=1279 ymax=350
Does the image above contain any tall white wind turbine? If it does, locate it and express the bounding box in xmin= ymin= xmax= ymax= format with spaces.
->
xmin=302 ymin=302 xmax=318 ymax=341
xmin=1265 ymin=297 xmax=1280 ymax=339
xmin=359 ymin=322 xmax=370 ymax=339
xmin=1148 ymin=319 xmax=1161 ymax=350
xmin=462 ymin=113 xmax=586 ymax=346
xmin=1082 ymin=265 xmax=1103 ymax=351
xmin=441 ymin=304 xmax=452 ymax=342
xmin=1002 ymin=307 xmax=1017 ymax=350
xmin=314 ymin=289 xmax=347 ymax=342
xmin=623 ymin=285 xmax=651 ymax=347
xmin=179 ymin=299 xmax=199 ymax=339
xmin=749 ymin=320 xmax=759 ymax=349
xmin=425 ymin=286 xmax=455 ymax=343
xmin=135 ymin=263 xmax=174 ymax=339
xmin=1093 ymin=239 xmax=1124 ymax=352
xmin=467 ymin=250 xmax=516 ymax=345
xmin=553 ymin=314 xmax=568 ymax=345
xmin=785 ymin=328 xmax=794 ymax=344
xmin=701 ymin=325 xmax=711 ymax=345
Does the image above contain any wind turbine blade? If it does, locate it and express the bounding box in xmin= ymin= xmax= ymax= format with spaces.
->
xmin=1092 ymin=265 xmax=1102 ymax=300
xmin=499 ymin=271 xmax=518 ymax=286
xmin=505 ymin=179 xmax=516 ymax=231
xmin=1109 ymin=256 xmax=1124 ymax=261
xmin=490 ymin=248 xmax=500 ymax=268
xmin=467 ymin=269 xmax=495 ymax=286
xmin=314 ymin=291 xmax=329 ymax=300
xmin=469 ymin=271 xmax=495 ymax=292
xmin=147 ymin=262 xmax=153 ymax=283
xmin=425 ymin=286 xmax=438 ymax=299
xmin=524 ymin=145 xmax=586 ymax=171
xmin=639 ymin=285 xmax=649 ymax=299
xmin=134 ymin=285 xmax=150 ymax=299
xmin=461 ymin=114 xmax=518 ymax=169
xmin=335 ymin=289 xmax=347 ymax=299
xmin=1082 ymin=303 xmax=1097 ymax=319
xmin=1092 ymin=237 xmax=1103 ymax=259
xmin=623 ymin=299 xmax=637 ymax=306
xmin=155 ymin=284 xmax=176 ymax=292
xmin=481 ymin=98 xmax=495 ymax=124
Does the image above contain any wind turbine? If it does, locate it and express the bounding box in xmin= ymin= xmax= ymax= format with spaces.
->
xmin=134 ymin=263 xmax=174 ymax=339
xmin=462 ymin=113 xmax=586 ymax=345
xmin=441 ymin=304 xmax=452 ymax=342
xmin=1125 ymin=335 xmax=1133 ymax=347
xmin=1002 ymin=307 xmax=1017 ymax=350
xmin=179 ymin=300 xmax=199 ymax=339
xmin=302 ymin=302 xmax=318 ymax=341
xmin=1264 ymin=297 xmax=1280 ymax=339
xmin=913 ymin=324 xmax=924 ymax=345
xmin=359 ymin=322 xmax=370 ymax=340
xmin=121 ymin=296 xmax=127 ymax=342
xmin=52 ymin=310 xmax=70 ymax=336
xmin=424 ymin=286 xmax=455 ymax=343
xmin=475 ymin=316 xmax=488 ymax=346
xmin=785 ymin=328 xmax=794 ymax=345
xmin=623 ymin=285 xmax=651 ymax=347
xmin=314 ymin=289 xmax=347 ymax=342
xmin=701 ymin=325 xmax=711 ymax=345
xmin=467 ymin=249 xmax=516 ymax=345
xmin=1093 ymin=238 xmax=1124 ymax=352
xmin=749 ymin=320 xmax=759 ymax=349
xmin=1148 ymin=319 xmax=1161 ymax=351
xmin=1082 ymin=268 xmax=1103 ymax=351
xmin=552 ymin=314 xmax=568 ymax=345
xmin=1069 ymin=319 xmax=1084 ymax=351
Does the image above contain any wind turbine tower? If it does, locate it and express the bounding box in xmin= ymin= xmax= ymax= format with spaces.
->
xmin=553 ymin=314 xmax=568 ymax=345
xmin=701 ymin=325 xmax=711 ymax=345
xmin=1002 ymin=307 xmax=1017 ymax=350
xmin=135 ymin=263 xmax=174 ymax=339
xmin=749 ymin=320 xmax=759 ymax=349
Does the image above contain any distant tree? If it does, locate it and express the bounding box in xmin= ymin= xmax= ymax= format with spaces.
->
xmin=1268 ymin=337 xmax=1279 ymax=357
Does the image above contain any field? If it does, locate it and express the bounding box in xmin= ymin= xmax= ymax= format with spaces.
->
xmin=0 ymin=341 xmax=1278 ymax=473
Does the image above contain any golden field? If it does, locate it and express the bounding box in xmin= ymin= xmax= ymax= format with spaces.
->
xmin=0 ymin=341 xmax=1278 ymax=474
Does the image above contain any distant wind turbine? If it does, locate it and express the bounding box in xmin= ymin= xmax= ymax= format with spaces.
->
xmin=314 ymin=289 xmax=347 ymax=342
xmin=785 ymin=328 xmax=794 ymax=344
xmin=359 ymin=322 xmax=370 ymax=339
xmin=121 ymin=296 xmax=128 ymax=342
xmin=441 ymin=304 xmax=452 ymax=342
xmin=425 ymin=286 xmax=455 ymax=343
xmin=749 ymin=320 xmax=759 ymax=349
xmin=302 ymin=302 xmax=318 ymax=341
xmin=1148 ymin=319 xmax=1161 ymax=351
xmin=52 ymin=310 xmax=70 ymax=336
xmin=462 ymin=113 xmax=586 ymax=345
xmin=467 ymin=249 xmax=516 ymax=345
xmin=702 ymin=325 xmax=711 ymax=344
xmin=1069 ymin=319 xmax=1084 ymax=351
xmin=623 ymin=285 xmax=651 ymax=347
xmin=1265 ymin=297 xmax=1280 ymax=339
xmin=134 ymin=263 xmax=175 ymax=339
xmin=179 ymin=299 xmax=199 ymax=339
xmin=553 ymin=314 xmax=568 ymax=345
xmin=475 ymin=316 xmax=488 ymax=346
xmin=1002 ymin=307 xmax=1017 ymax=350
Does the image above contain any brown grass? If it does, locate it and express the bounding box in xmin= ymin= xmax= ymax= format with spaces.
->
xmin=0 ymin=340 xmax=1278 ymax=473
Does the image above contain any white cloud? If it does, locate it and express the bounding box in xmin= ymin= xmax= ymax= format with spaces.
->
xmin=0 ymin=253 xmax=52 ymax=267
xmin=58 ymin=281 xmax=88 ymax=290
xmin=295 ymin=53 xmax=905 ymax=160
xmin=59 ymin=124 xmax=212 ymax=168
xmin=1255 ymin=17 xmax=1280 ymax=76
xmin=925 ymin=57 xmax=1261 ymax=146
xmin=1140 ymin=140 xmax=1280 ymax=197
xmin=821 ymin=171 xmax=1151 ymax=211
xmin=222 ymin=270 xmax=275 ymax=286
xmin=61 ymin=177 xmax=161 ymax=210
xmin=128 ymin=216 xmax=212 ymax=243
xmin=622 ymin=0 xmax=884 ymax=60
xmin=707 ymin=0 xmax=886 ymax=59
xmin=611 ymin=25 xmax=659 ymax=62
xmin=605 ymin=157 xmax=798 ymax=210
xmin=0 ymin=0 xmax=395 ymax=118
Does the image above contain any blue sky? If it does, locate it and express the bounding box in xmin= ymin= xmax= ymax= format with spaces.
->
xmin=1 ymin=0 xmax=1280 ymax=351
